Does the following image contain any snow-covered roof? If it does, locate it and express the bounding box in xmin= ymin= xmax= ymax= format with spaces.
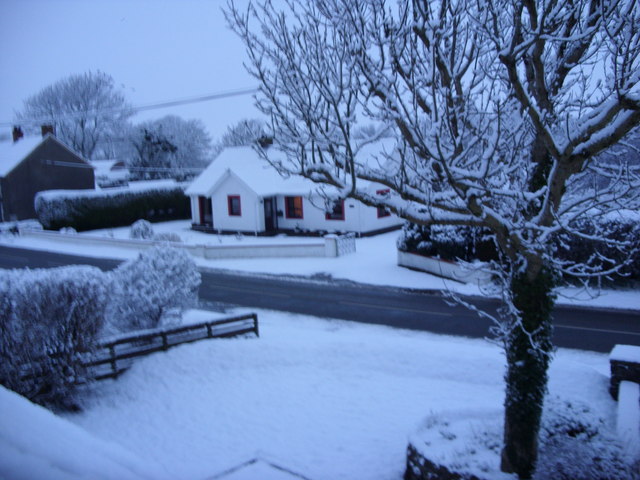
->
xmin=0 ymin=136 xmax=44 ymax=177
xmin=90 ymin=159 xmax=127 ymax=174
xmin=186 ymin=146 xmax=315 ymax=197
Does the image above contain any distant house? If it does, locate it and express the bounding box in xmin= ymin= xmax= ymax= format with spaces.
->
xmin=91 ymin=159 xmax=129 ymax=188
xmin=0 ymin=128 xmax=95 ymax=221
xmin=185 ymin=146 xmax=402 ymax=236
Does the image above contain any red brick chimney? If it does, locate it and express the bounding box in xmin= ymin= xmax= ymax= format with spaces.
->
xmin=12 ymin=126 xmax=24 ymax=143
xmin=41 ymin=124 xmax=55 ymax=137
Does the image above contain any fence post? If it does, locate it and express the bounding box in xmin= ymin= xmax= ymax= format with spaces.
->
xmin=324 ymin=235 xmax=338 ymax=257
xmin=253 ymin=314 xmax=260 ymax=338
xmin=109 ymin=345 xmax=117 ymax=377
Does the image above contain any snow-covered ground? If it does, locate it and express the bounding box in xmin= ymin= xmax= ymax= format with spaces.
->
xmin=36 ymin=310 xmax=617 ymax=479
xmin=1 ymin=219 xmax=639 ymax=310
xmin=0 ymin=222 xmax=635 ymax=479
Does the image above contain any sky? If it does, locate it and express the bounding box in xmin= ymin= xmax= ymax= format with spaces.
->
xmin=0 ymin=0 xmax=262 ymax=142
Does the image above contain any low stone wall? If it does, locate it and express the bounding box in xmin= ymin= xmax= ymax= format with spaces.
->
xmin=609 ymin=344 xmax=640 ymax=399
xmin=397 ymin=251 xmax=492 ymax=285
xmin=20 ymin=229 xmax=349 ymax=259
xmin=405 ymin=444 xmax=488 ymax=480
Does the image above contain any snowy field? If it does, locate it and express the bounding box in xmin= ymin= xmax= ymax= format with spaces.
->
xmin=1 ymin=219 xmax=639 ymax=311
xmin=0 ymin=223 xmax=634 ymax=479
xmin=59 ymin=310 xmax=614 ymax=479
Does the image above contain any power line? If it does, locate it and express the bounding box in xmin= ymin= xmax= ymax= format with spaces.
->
xmin=0 ymin=86 xmax=260 ymax=128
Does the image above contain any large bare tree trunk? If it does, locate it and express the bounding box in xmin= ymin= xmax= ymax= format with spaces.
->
xmin=500 ymin=267 xmax=555 ymax=478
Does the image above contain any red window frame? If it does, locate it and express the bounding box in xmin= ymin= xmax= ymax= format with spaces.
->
xmin=376 ymin=189 xmax=391 ymax=218
xmin=325 ymin=199 xmax=345 ymax=221
xmin=285 ymin=196 xmax=304 ymax=219
xmin=227 ymin=195 xmax=242 ymax=216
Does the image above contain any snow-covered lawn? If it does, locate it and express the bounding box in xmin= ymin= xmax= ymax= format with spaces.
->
xmin=1 ymin=219 xmax=639 ymax=310
xmin=62 ymin=309 xmax=612 ymax=480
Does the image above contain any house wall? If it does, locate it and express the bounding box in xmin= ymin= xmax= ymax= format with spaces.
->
xmin=190 ymin=196 xmax=200 ymax=224
xmin=210 ymin=175 xmax=263 ymax=233
xmin=357 ymin=199 xmax=403 ymax=233
xmin=275 ymin=194 xmax=401 ymax=234
xmin=1 ymin=137 xmax=94 ymax=221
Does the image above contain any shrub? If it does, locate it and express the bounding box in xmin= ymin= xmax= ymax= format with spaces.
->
xmin=107 ymin=246 xmax=201 ymax=332
xmin=555 ymin=213 xmax=640 ymax=283
xmin=35 ymin=184 xmax=190 ymax=231
xmin=397 ymin=222 xmax=497 ymax=262
xmin=399 ymin=212 xmax=640 ymax=284
xmin=535 ymin=396 xmax=637 ymax=480
xmin=130 ymin=219 xmax=154 ymax=240
xmin=0 ymin=266 xmax=110 ymax=409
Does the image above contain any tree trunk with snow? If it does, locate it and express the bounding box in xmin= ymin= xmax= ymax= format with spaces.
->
xmin=501 ymin=264 xmax=555 ymax=477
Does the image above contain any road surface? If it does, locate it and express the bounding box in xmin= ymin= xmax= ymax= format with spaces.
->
xmin=1 ymin=244 xmax=638 ymax=353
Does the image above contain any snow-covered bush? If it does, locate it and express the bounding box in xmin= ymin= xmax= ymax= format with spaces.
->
xmin=129 ymin=219 xmax=154 ymax=240
xmin=35 ymin=185 xmax=190 ymax=231
xmin=534 ymin=396 xmax=637 ymax=480
xmin=556 ymin=213 xmax=640 ymax=283
xmin=0 ymin=266 xmax=110 ymax=409
xmin=397 ymin=222 xmax=497 ymax=262
xmin=107 ymin=246 xmax=201 ymax=332
xmin=399 ymin=215 xmax=640 ymax=284
xmin=59 ymin=226 xmax=77 ymax=234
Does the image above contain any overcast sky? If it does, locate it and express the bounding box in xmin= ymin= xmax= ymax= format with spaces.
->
xmin=0 ymin=0 xmax=261 ymax=141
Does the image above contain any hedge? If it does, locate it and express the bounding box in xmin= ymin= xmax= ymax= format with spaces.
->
xmin=0 ymin=266 xmax=109 ymax=409
xmin=35 ymin=185 xmax=190 ymax=231
xmin=398 ymin=212 xmax=640 ymax=284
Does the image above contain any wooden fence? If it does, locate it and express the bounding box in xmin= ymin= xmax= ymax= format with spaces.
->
xmin=86 ymin=313 xmax=259 ymax=380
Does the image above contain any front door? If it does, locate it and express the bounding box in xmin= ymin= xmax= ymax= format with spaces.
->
xmin=263 ymin=196 xmax=277 ymax=232
xmin=198 ymin=196 xmax=213 ymax=226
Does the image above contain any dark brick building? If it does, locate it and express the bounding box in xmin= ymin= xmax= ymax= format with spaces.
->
xmin=0 ymin=130 xmax=95 ymax=221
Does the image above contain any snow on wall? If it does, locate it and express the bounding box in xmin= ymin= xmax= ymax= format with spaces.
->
xmin=616 ymin=381 xmax=640 ymax=459
xmin=0 ymin=386 xmax=167 ymax=480
xmin=610 ymin=344 xmax=640 ymax=363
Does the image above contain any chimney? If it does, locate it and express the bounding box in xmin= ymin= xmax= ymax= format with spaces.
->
xmin=41 ymin=124 xmax=55 ymax=137
xmin=12 ymin=126 xmax=24 ymax=143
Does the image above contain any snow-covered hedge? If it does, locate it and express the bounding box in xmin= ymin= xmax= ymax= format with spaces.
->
xmin=35 ymin=184 xmax=190 ymax=231
xmin=397 ymin=223 xmax=497 ymax=262
xmin=398 ymin=213 xmax=640 ymax=283
xmin=556 ymin=213 xmax=640 ymax=283
xmin=106 ymin=246 xmax=201 ymax=333
xmin=0 ymin=266 xmax=110 ymax=409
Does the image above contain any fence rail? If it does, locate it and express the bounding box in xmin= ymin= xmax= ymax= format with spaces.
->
xmin=86 ymin=313 xmax=259 ymax=380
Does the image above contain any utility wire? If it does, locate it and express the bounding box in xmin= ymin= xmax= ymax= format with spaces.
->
xmin=0 ymin=86 xmax=259 ymax=128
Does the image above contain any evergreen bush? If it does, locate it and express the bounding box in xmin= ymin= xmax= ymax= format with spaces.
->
xmin=130 ymin=219 xmax=154 ymax=240
xmin=398 ymin=213 xmax=640 ymax=284
xmin=35 ymin=186 xmax=190 ymax=232
xmin=0 ymin=266 xmax=110 ymax=409
xmin=106 ymin=246 xmax=201 ymax=333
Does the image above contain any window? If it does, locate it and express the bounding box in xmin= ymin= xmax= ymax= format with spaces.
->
xmin=376 ymin=189 xmax=391 ymax=218
xmin=285 ymin=196 xmax=303 ymax=219
xmin=325 ymin=200 xmax=345 ymax=221
xmin=227 ymin=195 xmax=241 ymax=216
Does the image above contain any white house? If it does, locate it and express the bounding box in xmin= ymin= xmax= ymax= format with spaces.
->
xmin=185 ymin=146 xmax=402 ymax=236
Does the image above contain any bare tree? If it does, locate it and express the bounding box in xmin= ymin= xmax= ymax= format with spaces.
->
xmin=218 ymin=118 xmax=272 ymax=147
xmin=15 ymin=71 xmax=132 ymax=159
xmin=128 ymin=115 xmax=213 ymax=180
xmin=227 ymin=0 xmax=640 ymax=477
